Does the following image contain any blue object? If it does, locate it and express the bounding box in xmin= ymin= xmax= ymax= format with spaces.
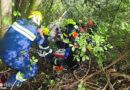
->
xmin=0 ymin=18 xmax=44 ymax=88
xmin=64 ymin=47 xmax=70 ymax=59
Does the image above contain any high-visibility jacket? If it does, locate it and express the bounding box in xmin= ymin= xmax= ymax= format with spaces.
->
xmin=0 ymin=18 xmax=44 ymax=59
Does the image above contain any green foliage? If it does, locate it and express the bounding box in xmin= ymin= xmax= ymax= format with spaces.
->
xmin=97 ymin=58 xmax=103 ymax=67
xmin=72 ymin=30 xmax=109 ymax=64
xmin=38 ymin=86 xmax=42 ymax=90
xmin=30 ymin=56 xmax=38 ymax=64
xmin=13 ymin=11 xmax=21 ymax=17
xmin=3 ymin=17 xmax=8 ymax=24
xmin=49 ymin=80 xmax=55 ymax=87
xmin=39 ymin=0 xmax=67 ymax=26
xmin=64 ymin=0 xmax=129 ymax=67
xmin=3 ymin=18 xmax=12 ymax=25
xmin=82 ymin=55 xmax=89 ymax=62
xmin=77 ymin=85 xmax=85 ymax=90
xmin=56 ymin=70 xmax=62 ymax=75
xmin=43 ymin=79 xmax=48 ymax=84
xmin=77 ymin=82 xmax=86 ymax=90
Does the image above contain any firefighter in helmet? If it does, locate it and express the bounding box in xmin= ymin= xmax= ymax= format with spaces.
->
xmin=38 ymin=27 xmax=54 ymax=59
xmin=52 ymin=19 xmax=79 ymax=71
xmin=0 ymin=11 xmax=44 ymax=88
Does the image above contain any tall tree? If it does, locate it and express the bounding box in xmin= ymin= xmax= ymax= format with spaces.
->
xmin=0 ymin=0 xmax=12 ymax=40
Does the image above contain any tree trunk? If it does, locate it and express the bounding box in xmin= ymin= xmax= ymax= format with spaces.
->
xmin=0 ymin=0 xmax=12 ymax=40
xmin=14 ymin=0 xmax=29 ymax=19
xmin=26 ymin=0 xmax=42 ymax=17
xmin=19 ymin=0 xmax=29 ymax=18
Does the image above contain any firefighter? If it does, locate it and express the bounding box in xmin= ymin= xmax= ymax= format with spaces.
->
xmin=38 ymin=27 xmax=53 ymax=59
xmin=0 ymin=11 xmax=44 ymax=88
xmin=52 ymin=19 xmax=79 ymax=71
xmin=87 ymin=20 xmax=97 ymax=35
xmin=78 ymin=19 xmax=87 ymax=33
xmin=56 ymin=19 xmax=79 ymax=49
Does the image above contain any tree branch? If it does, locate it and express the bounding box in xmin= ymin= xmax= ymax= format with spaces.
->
xmin=81 ymin=50 xmax=130 ymax=85
xmin=61 ymin=50 xmax=130 ymax=88
xmin=111 ymin=73 xmax=130 ymax=80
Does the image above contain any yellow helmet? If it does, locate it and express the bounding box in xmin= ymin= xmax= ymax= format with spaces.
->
xmin=66 ymin=19 xmax=76 ymax=25
xmin=79 ymin=19 xmax=83 ymax=23
xmin=43 ymin=27 xmax=50 ymax=35
xmin=28 ymin=11 xmax=43 ymax=26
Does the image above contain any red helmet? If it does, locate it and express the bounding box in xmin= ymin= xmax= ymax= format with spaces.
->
xmin=87 ymin=21 xmax=94 ymax=26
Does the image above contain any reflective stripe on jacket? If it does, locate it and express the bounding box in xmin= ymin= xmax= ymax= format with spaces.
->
xmin=12 ymin=22 xmax=36 ymax=41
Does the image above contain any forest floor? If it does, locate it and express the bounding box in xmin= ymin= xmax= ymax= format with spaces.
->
xmin=0 ymin=46 xmax=129 ymax=90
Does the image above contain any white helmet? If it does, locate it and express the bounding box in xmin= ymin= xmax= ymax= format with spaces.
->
xmin=28 ymin=11 xmax=43 ymax=26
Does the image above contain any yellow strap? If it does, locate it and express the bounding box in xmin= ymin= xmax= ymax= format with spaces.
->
xmin=63 ymin=33 xmax=68 ymax=37
xmin=61 ymin=34 xmax=70 ymax=43
xmin=69 ymin=31 xmax=76 ymax=36
xmin=39 ymin=45 xmax=49 ymax=49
